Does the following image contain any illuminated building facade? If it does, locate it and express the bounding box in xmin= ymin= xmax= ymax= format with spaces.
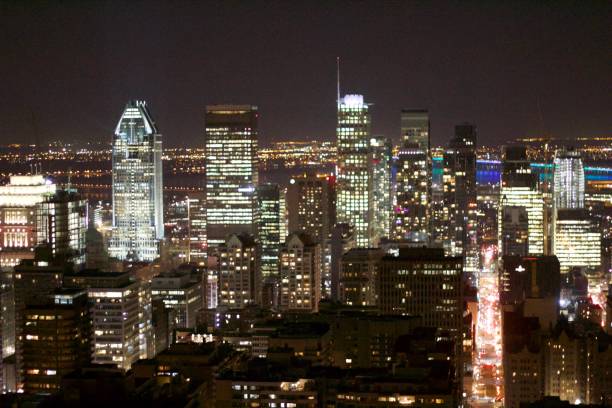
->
xmin=151 ymin=271 xmax=203 ymax=329
xmin=36 ymin=189 xmax=87 ymax=266
xmin=64 ymin=271 xmax=151 ymax=371
xmin=0 ymin=175 xmax=56 ymax=269
xmin=205 ymin=105 xmax=259 ymax=252
xmin=442 ymin=124 xmax=478 ymax=275
xmin=218 ymin=234 xmax=260 ymax=307
xmin=336 ymin=94 xmax=373 ymax=248
xmin=109 ymin=100 xmax=164 ymax=262
xmin=280 ymin=233 xmax=321 ymax=313
xmin=257 ymin=184 xmax=283 ymax=278
xmin=187 ymin=194 xmax=207 ymax=264
xmin=553 ymin=209 xmax=601 ymax=274
xmin=553 ymin=148 xmax=585 ymax=210
xmin=340 ymin=248 xmax=384 ymax=306
xmin=287 ymin=172 xmax=335 ymax=294
xmin=21 ymin=289 xmax=90 ymax=394
xmin=499 ymin=146 xmax=544 ymax=255
xmin=394 ymin=110 xmax=430 ymax=244
xmin=369 ymin=136 xmax=392 ymax=243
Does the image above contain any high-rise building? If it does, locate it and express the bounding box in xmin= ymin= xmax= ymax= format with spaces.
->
xmin=500 ymin=206 xmax=530 ymax=257
xmin=394 ymin=110 xmax=430 ymax=244
xmin=187 ymin=193 xmax=207 ymax=265
xmin=340 ymin=248 xmax=384 ymax=306
xmin=377 ymin=248 xmax=463 ymax=336
xmin=553 ymin=209 xmax=601 ymax=274
xmin=499 ymin=146 xmax=544 ymax=255
xmin=377 ymin=247 xmax=463 ymax=380
xmin=63 ymin=271 xmax=152 ymax=371
xmin=369 ymin=136 xmax=392 ymax=243
xmin=204 ymin=105 xmax=259 ymax=252
xmin=286 ymin=172 xmax=335 ymax=294
xmin=330 ymin=223 xmax=355 ymax=302
xmin=0 ymin=175 xmax=56 ymax=269
xmin=151 ymin=270 xmax=203 ymax=329
xmin=21 ymin=289 xmax=90 ymax=394
xmin=109 ymin=100 xmax=164 ymax=262
xmin=553 ymin=148 xmax=585 ymax=210
xmin=257 ymin=184 xmax=283 ymax=278
xmin=336 ymin=94 xmax=373 ymax=248
xmin=442 ymin=124 xmax=478 ymax=275
xmin=218 ymin=233 xmax=260 ymax=307
xmin=12 ymin=249 xmax=64 ymax=390
xmin=279 ymin=233 xmax=321 ymax=313
xmin=500 ymin=255 xmax=561 ymax=305
xmin=36 ymin=189 xmax=88 ymax=266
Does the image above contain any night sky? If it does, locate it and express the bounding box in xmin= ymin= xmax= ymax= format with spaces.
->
xmin=1 ymin=1 xmax=610 ymax=147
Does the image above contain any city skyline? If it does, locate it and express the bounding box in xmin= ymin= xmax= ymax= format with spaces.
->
xmin=1 ymin=2 xmax=610 ymax=147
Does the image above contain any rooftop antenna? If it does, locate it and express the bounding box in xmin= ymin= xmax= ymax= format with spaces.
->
xmin=336 ymin=56 xmax=341 ymax=107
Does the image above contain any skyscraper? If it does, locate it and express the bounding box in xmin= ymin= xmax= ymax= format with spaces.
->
xmin=336 ymin=94 xmax=373 ymax=248
xmin=204 ymin=105 xmax=259 ymax=253
xmin=553 ymin=148 xmax=585 ymax=210
xmin=499 ymin=146 xmax=544 ymax=255
xmin=394 ymin=110 xmax=430 ymax=244
xmin=287 ymin=172 xmax=335 ymax=294
xmin=36 ymin=189 xmax=88 ymax=266
xmin=443 ymin=124 xmax=478 ymax=275
xmin=257 ymin=184 xmax=283 ymax=278
xmin=554 ymin=209 xmax=601 ymax=274
xmin=109 ymin=100 xmax=163 ymax=262
xmin=369 ymin=136 xmax=392 ymax=243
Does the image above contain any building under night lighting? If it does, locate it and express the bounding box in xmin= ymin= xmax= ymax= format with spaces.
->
xmin=109 ymin=100 xmax=164 ymax=262
xmin=336 ymin=94 xmax=373 ymax=248
xmin=204 ymin=105 xmax=259 ymax=253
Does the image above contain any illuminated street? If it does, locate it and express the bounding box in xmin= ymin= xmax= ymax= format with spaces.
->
xmin=471 ymin=247 xmax=504 ymax=407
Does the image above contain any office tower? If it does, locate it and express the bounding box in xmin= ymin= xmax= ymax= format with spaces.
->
xmin=279 ymin=233 xmax=321 ymax=312
xmin=21 ymin=289 xmax=90 ymax=394
xmin=85 ymin=223 xmax=109 ymax=270
xmin=394 ymin=110 xmax=430 ymax=244
xmin=554 ymin=209 xmax=601 ymax=274
xmin=339 ymin=248 xmax=384 ymax=306
xmin=499 ymin=146 xmax=544 ymax=255
xmin=442 ymin=124 xmax=479 ymax=275
xmin=553 ymin=148 xmax=585 ymax=210
xmin=500 ymin=206 xmax=529 ymax=257
xmin=187 ymin=193 xmax=207 ymax=265
xmin=430 ymin=148 xmax=448 ymax=246
xmin=0 ymin=175 xmax=56 ymax=269
xmin=286 ymin=172 xmax=335 ymax=294
xmin=12 ymin=248 xmax=64 ymax=389
xmin=0 ymin=278 xmax=15 ymax=392
xmin=109 ymin=100 xmax=164 ymax=262
xmin=257 ymin=184 xmax=283 ymax=278
xmin=378 ymin=247 xmax=463 ymax=379
xmin=204 ymin=105 xmax=259 ymax=252
xmin=330 ymin=223 xmax=355 ymax=301
xmin=218 ymin=233 xmax=259 ymax=307
xmin=151 ymin=270 xmax=202 ymax=329
xmin=36 ymin=189 xmax=87 ymax=266
xmin=500 ymin=255 xmax=561 ymax=305
xmin=336 ymin=94 xmax=373 ymax=248
xmin=63 ymin=271 xmax=150 ymax=371
xmin=377 ymin=248 xmax=462 ymax=334
xmin=369 ymin=136 xmax=392 ymax=243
